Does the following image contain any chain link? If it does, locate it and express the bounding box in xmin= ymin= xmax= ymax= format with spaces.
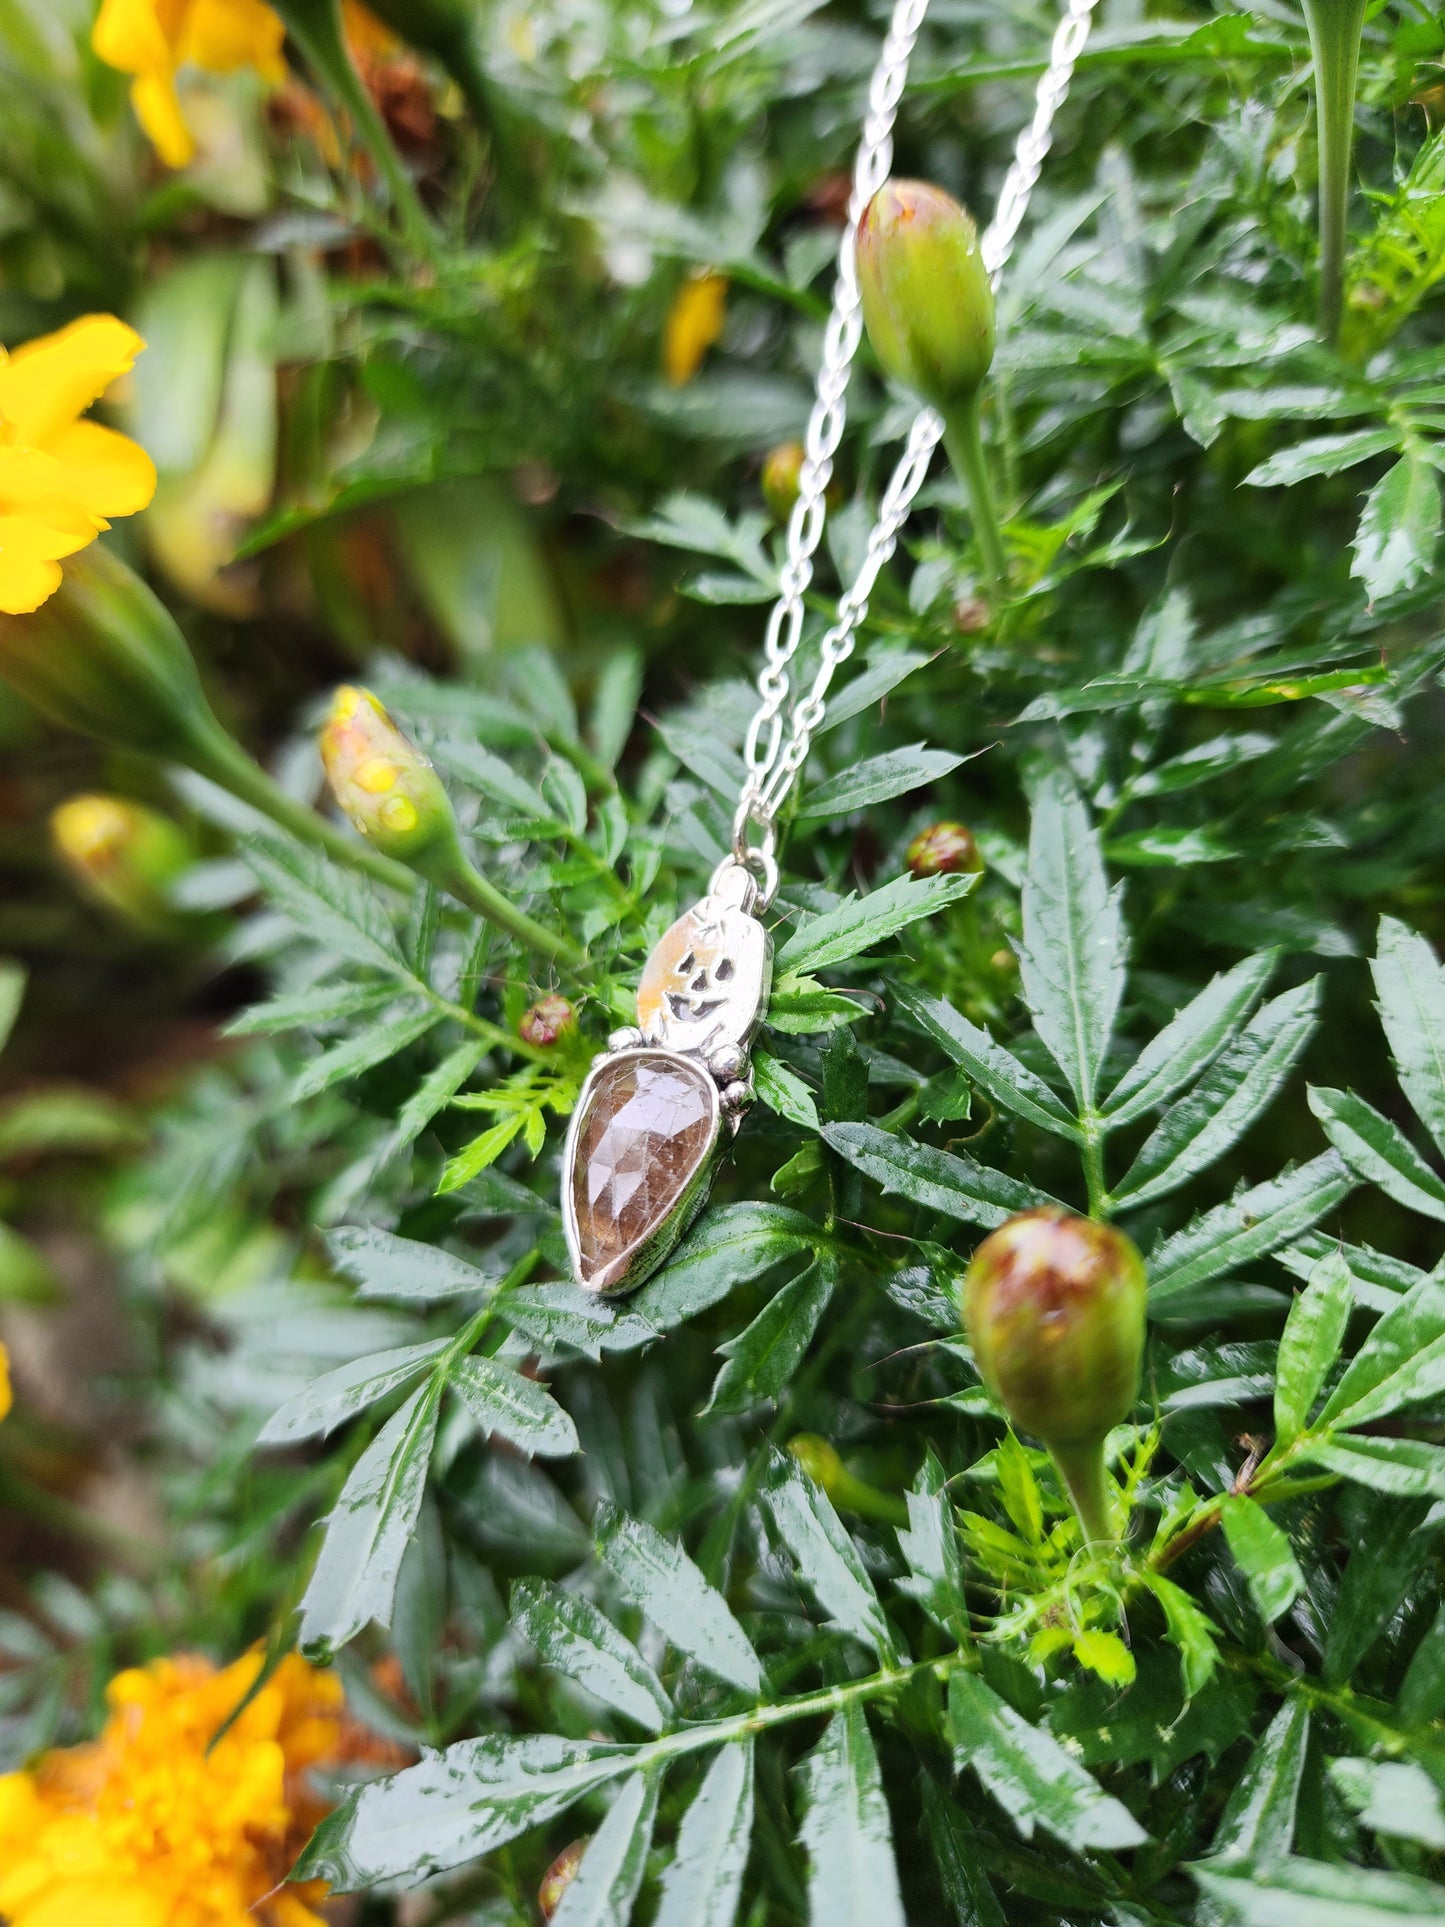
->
xmin=732 ymin=0 xmax=1101 ymax=897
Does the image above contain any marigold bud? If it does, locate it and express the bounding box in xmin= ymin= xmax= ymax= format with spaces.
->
xmin=319 ymin=685 xmax=465 ymax=878
xmin=51 ymin=794 xmax=195 ymax=932
xmin=787 ymin=1434 xmax=908 ymax=1526
xmin=857 ymin=181 xmax=995 ymax=411
xmin=539 ymin=1837 xmax=588 ymax=1920
xmin=519 ymin=994 xmax=575 ymax=1049
xmin=963 ymin=1209 xmax=1145 ymax=1544
xmin=762 ymin=441 xmax=806 ymax=522
xmin=905 ymin=821 xmax=983 ymax=879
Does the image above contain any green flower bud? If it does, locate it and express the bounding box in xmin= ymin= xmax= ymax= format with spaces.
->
xmin=963 ymin=1208 xmax=1146 ymax=1543
xmin=787 ymin=1434 xmax=908 ymax=1527
xmin=539 ymin=1837 xmax=588 ymax=1920
xmin=0 ymin=543 xmax=220 ymax=760
xmin=319 ymin=684 xmax=466 ymax=879
xmin=51 ymin=793 xmax=196 ymax=934
xmin=519 ymin=994 xmax=576 ymax=1049
xmin=905 ymin=820 xmax=983 ymax=879
xmin=856 ymin=181 xmax=995 ymax=411
xmin=761 ymin=441 xmax=806 ymax=522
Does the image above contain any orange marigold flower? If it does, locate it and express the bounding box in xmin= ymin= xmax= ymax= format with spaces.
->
xmin=0 ymin=1650 xmax=346 ymax=1927
xmin=92 ymin=0 xmax=288 ymax=168
xmin=663 ymin=271 xmax=727 ymax=385
xmin=0 ymin=316 xmax=156 ymax=616
xmin=0 ymin=1342 xmax=10 ymax=1422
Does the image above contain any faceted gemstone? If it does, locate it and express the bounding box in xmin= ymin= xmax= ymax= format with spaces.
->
xmin=569 ymin=1051 xmax=718 ymax=1292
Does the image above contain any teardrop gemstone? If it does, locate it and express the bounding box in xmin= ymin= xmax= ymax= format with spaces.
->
xmin=568 ymin=1051 xmax=719 ymax=1293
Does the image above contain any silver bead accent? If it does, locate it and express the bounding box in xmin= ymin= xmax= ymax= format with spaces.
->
xmin=720 ymin=1078 xmax=753 ymax=1113
xmin=608 ymin=1026 xmax=644 ymax=1053
xmin=708 ymin=1043 xmax=745 ymax=1082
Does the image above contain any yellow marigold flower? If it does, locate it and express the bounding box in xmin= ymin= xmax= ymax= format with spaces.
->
xmin=663 ymin=270 xmax=727 ymax=385
xmin=0 ymin=1342 xmax=11 ymax=1422
xmin=92 ymin=0 xmax=288 ymax=168
xmin=0 ymin=315 xmax=156 ymax=616
xmin=0 ymin=1650 xmax=345 ymax=1927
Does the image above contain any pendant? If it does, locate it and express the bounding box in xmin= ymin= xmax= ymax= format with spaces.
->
xmin=563 ymin=859 xmax=770 ymax=1293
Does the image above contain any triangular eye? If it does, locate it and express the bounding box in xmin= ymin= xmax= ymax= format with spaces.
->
xmin=676 ymin=951 xmax=695 ymax=974
xmin=716 ymin=958 xmax=734 ymax=982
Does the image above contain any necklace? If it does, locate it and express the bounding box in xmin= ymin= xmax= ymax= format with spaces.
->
xmin=563 ymin=0 xmax=1102 ymax=1295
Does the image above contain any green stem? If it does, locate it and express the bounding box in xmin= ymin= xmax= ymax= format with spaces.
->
xmin=1301 ymin=0 xmax=1368 ymax=342
xmin=1080 ymin=1115 xmax=1109 ymax=1219
xmin=441 ymin=855 xmax=585 ymax=971
xmin=941 ymin=394 xmax=1008 ymax=595
xmin=1050 ymin=1437 xmax=1115 ymax=1547
xmin=180 ymin=717 xmax=415 ymax=893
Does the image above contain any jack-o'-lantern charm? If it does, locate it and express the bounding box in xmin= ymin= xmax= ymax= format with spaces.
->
xmin=562 ymin=860 xmax=771 ymax=1294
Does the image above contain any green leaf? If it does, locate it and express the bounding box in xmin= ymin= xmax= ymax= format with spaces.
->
xmin=295 ymin=1734 xmax=637 ymax=1888
xmin=243 ymin=838 xmax=409 ymax=975
xmin=768 ymin=973 xmax=870 ymax=1034
xmin=1332 ymin=1759 xmax=1445 ymax=1850
xmin=896 ymin=1450 xmax=967 ymax=1641
xmin=387 ymin=1039 xmax=490 ymax=1153
xmin=1146 ymin=1153 xmax=1356 ymax=1306
xmin=1308 ymin=1085 xmax=1445 ymax=1221
xmin=0 ymin=960 xmax=26 ymax=1056
xmin=1113 ymin=980 xmax=1318 ymax=1207
xmin=1204 ymin=1698 xmax=1309 ymax=1865
xmin=629 ymin=1203 xmax=817 ymax=1332
xmin=654 ymin=1741 xmax=754 ymax=1927
xmin=1141 ymin=1570 xmax=1220 ymax=1698
xmin=1352 ymin=453 xmax=1441 ymax=602
xmin=589 ymin=645 xmax=643 ymax=767
xmin=328 ymin=1225 xmax=498 ymax=1302
xmin=705 ymin=1256 xmax=836 ymax=1415
xmin=258 ymin=1339 xmax=450 ymax=1444
xmin=0 ymin=1088 xmax=139 ymax=1162
xmin=1274 ymin=1250 xmax=1352 ymax=1442
xmin=1125 ymin=731 xmax=1276 ymax=799
xmin=298 ymin=1382 xmax=440 ymax=1660
xmin=797 ymin=745 xmax=971 ymax=819
xmin=822 ymin=1121 xmax=1051 ymax=1230
xmin=1371 ymin=917 xmax=1445 ymax=1157
xmin=433 ymin=739 xmax=555 ymax=827
xmin=1317 ymin=1276 xmax=1445 ymax=1429
xmin=223 ymin=979 xmax=396 ymax=1035
xmin=946 ymin=1672 xmax=1147 ymax=1852
xmin=753 ymin=1049 xmax=820 ymax=1131
xmin=1324 ymin=1502 xmax=1432 ymax=1685
xmin=510 ymin=1579 xmax=671 ymax=1732
xmin=776 ymin=872 xmax=978 ymax=976
xmin=820 ymin=652 xmax=929 ymax=730
xmin=919 ymin=1770 xmax=1007 ymax=1927
xmin=551 ymin=1773 xmax=659 ymax=1927
xmin=764 ymin=1448 xmax=898 ymax=1664
xmin=594 ymin=1504 xmax=763 ymax=1693
xmin=450 ymin=1355 xmax=579 ymax=1459
xmin=1297 ymin=1434 xmax=1445 ymax=1497
xmin=289 ymin=1007 xmax=439 ymax=1102
xmin=1402 ymin=1605 xmax=1445 ymax=1724
xmin=894 ymin=984 xmax=1082 ymax=1141
xmin=1016 ymin=770 xmax=1126 ymax=1110
xmin=798 ymin=1706 xmax=906 ymax=1927
xmin=1190 ymin=1856 xmax=1445 ymax=1925
xmin=1243 ymin=427 xmax=1401 ymax=486
xmin=1103 ymin=953 xmax=1277 ymax=1126
xmin=1220 ymin=1496 xmax=1303 ymax=1625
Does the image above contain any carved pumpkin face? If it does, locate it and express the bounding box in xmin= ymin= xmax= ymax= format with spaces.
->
xmin=637 ymin=893 xmax=768 ymax=1054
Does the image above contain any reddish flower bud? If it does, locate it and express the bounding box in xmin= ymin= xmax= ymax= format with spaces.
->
xmin=905 ymin=821 xmax=983 ymax=879
xmin=519 ymin=994 xmax=575 ymax=1049
xmin=857 ymin=181 xmax=995 ymax=411
xmin=539 ymin=1837 xmax=588 ymax=1920
xmin=319 ymin=685 xmax=465 ymax=878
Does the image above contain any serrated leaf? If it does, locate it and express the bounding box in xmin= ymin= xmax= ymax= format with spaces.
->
xmin=797 ymin=745 xmax=970 ymax=819
xmin=1073 ymin=1630 xmax=1136 ymax=1686
xmin=552 ymin=1773 xmax=659 ymax=1927
xmin=776 ymin=872 xmax=978 ymax=976
xmin=705 ymin=1255 xmax=836 ymax=1415
xmin=328 ymin=1225 xmax=498 ymax=1302
xmin=223 ymin=980 xmax=396 ymax=1035
xmin=1220 ymin=1496 xmax=1302 ymax=1624
xmin=594 ymin=1504 xmax=762 ymax=1693
xmin=258 ymin=1339 xmax=449 ymax=1444
xmin=1016 ymin=770 xmax=1126 ymax=1109
xmin=919 ymin=1769 xmax=1006 ymax=1927
xmin=433 ymin=739 xmax=556 ymax=826
xmin=450 ymin=1355 xmax=579 ymax=1459
xmin=629 ymin=1203 xmax=817 ymax=1332
xmin=1352 ymin=453 xmax=1441 ymax=602
xmin=768 ymin=973 xmax=870 ymax=1033
xmin=1274 ymin=1250 xmax=1352 ymax=1442
xmin=1146 ymin=1153 xmax=1355 ymax=1306
xmin=511 ymin=1579 xmax=671 ymax=1731
xmin=654 ymin=1741 xmax=754 ymax=1927
xmin=822 ymin=1121 xmax=1051 ymax=1230
xmin=389 ymin=1039 xmax=490 ymax=1152
xmin=1332 ymin=1759 xmax=1445 ymax=1850
xmin=1372 ymin=917 xmax=1445 ymax=1157
xmin=298 ymin=1382 xmax=440 ymax=1660
xmin=1104 ymin=953 xmax=1277 ymax=1125
xmin=753 ymin=1049 xmax=820 ymax=1130
xmin=1317 ymin=1276 xmax=1445 ymax=1429
xmin=798 ymin=1706 xmax=906 ymax=1927
xmin=947 ymin=1672 xmax=1147 ymax=1852
xmin=1191 ymin=1855 xmax=1445 ymax=1924
xmin=894 ymin=984 xmax=1082 ymax=1141
xmin=765 ymin=1447 xmax=898 ymax=1665
xmin=1143 ymin=1570 xmax=1220 ymax=1697
xmin=1308 ymin=1085 xmax=1445 ymax=1221
xmin=243 ymin=839 xmax=409 ymax=974
xmin=1114 ymin=981 xmax=1318 ymax=1208
xmin=896 ymin=1450 xmax=967 ymax=1641
xmin=1206 ymin=1698 xmax=1308 ymax=1866
xmin=295 ymin=1734 xmax=637 ymax=1888
xmin=1243 ymin=426 xmax=1400 ymax=487
xmin=288 ymin=1007 xmax=439 ymax=1103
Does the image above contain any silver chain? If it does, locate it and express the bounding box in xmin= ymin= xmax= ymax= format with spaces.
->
xmin=731 ymin=0 xmax=1102 ymax=903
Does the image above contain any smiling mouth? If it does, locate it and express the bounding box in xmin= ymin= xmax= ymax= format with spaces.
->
xmin=667 ymin=993 xmax=727 ymax=1023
